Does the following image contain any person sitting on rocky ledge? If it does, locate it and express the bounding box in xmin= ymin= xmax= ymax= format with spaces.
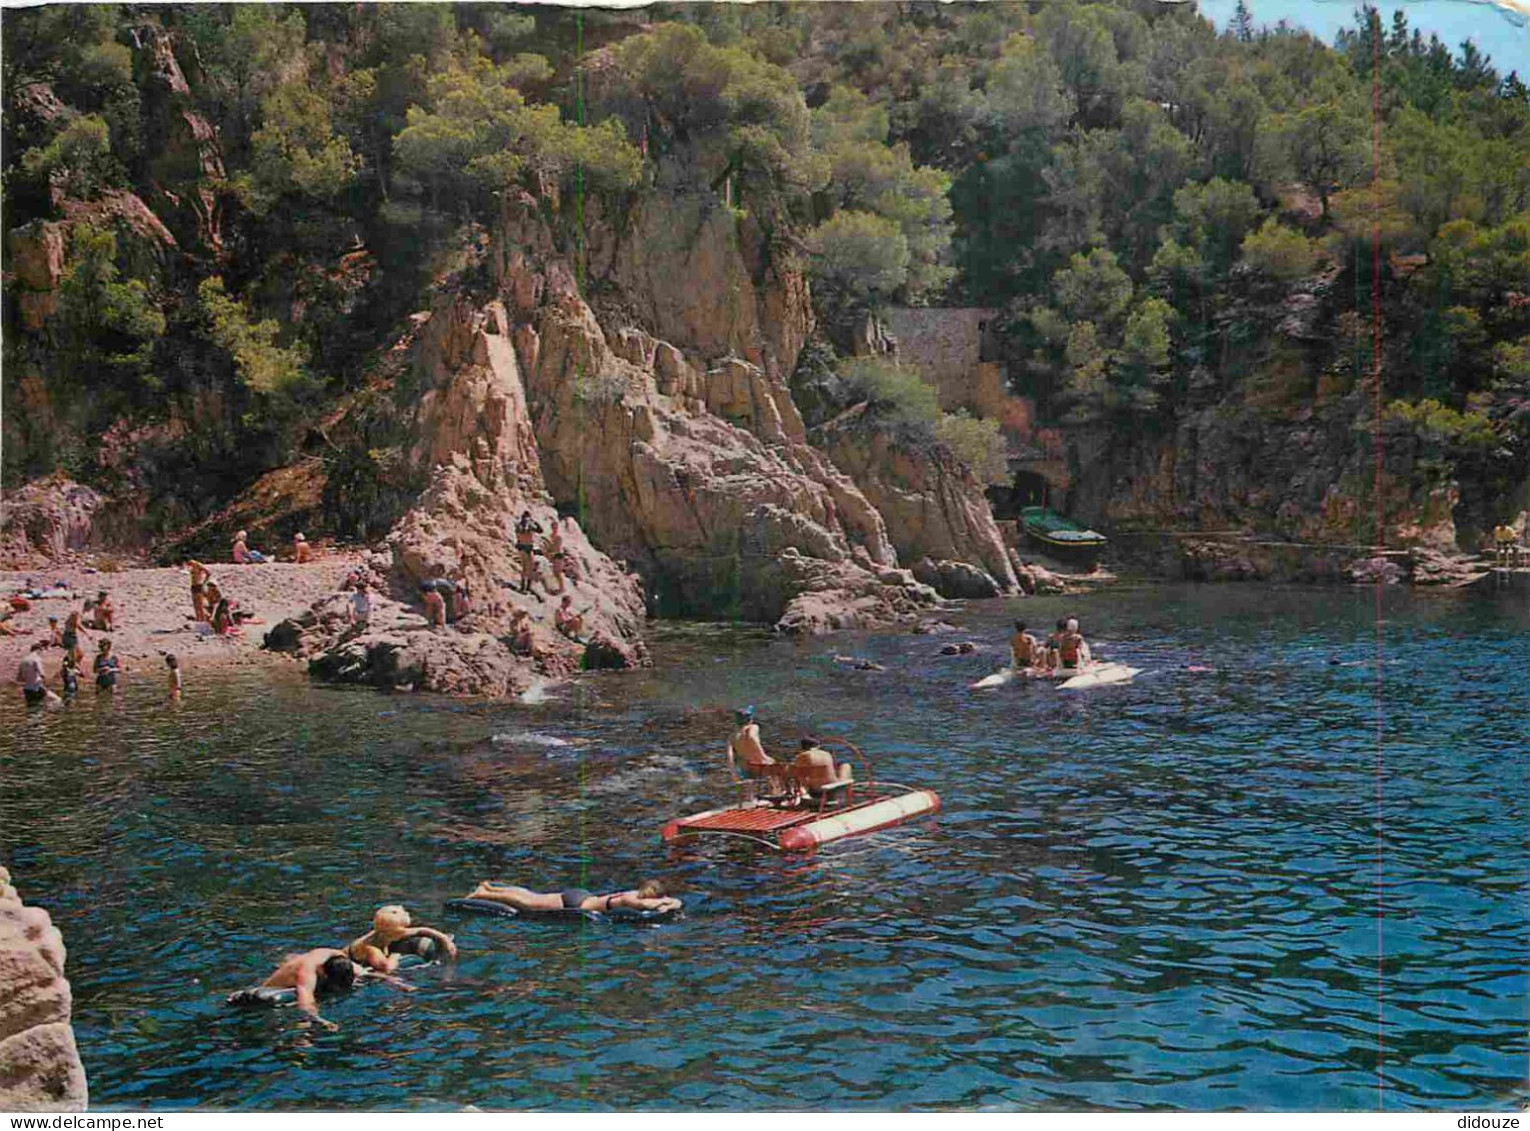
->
xmin=554 ymin=594 xmax=585 ymax=640
xmin=507 ymin=607 xmax=534 ymax=655
xmin=420 ymin=581 xmax=448 ymax=629
xmin=463 ymin=879 xmax=681 ymax=917
xmin=293 ymin=532 xmax=315 ymax=563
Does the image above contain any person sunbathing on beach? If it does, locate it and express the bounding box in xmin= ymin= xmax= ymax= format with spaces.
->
xmin=232 ymin=530 xmax=268 ymax=564
xmin=293 ymin=532 xmax=314 ymax=563
xmin=0 ymin=610 xmax=26 ymax=638
xmin=345 ymin=906 xmax=457 ymax=974
xmin=464 ymin=879 xmax=681 ymax=916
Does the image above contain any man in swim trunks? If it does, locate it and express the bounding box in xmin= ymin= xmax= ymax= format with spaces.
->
xmin=464 ymin=879 xmax=681 ymax=916
xmin=1010 ymin=620 xmax=1039 ymax=670
xmin=16 ymin=642 xmax=48 ymax=708
xmin=790 ymin=737 xmax=854 ymax=800
xmin=345 ymin=905 xmax=457 ymax=974
xmin=514 ymin=511 xmax=543 ymax=594
xmin=255 ymin=949 xmax=358 ymax=1031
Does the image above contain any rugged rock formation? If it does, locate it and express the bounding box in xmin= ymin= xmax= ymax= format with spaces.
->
xmin=131 ymin=25 xmax=225 ymax=253
xmin=0 ymin=866 xmax=87 ymax=1112
xmin=499 ymin=193 xmax=941 ymax=630
xmin=814 ymin=403 xmax=1017 ymax=595
xmin=268 ymin=296 xmax=648 ymax=694
xmin=0 ymin=477 xmax=110 ymax=569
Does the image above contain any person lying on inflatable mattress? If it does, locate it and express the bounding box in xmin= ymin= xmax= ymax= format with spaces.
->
xmin=463 ymin=879 xmax=682 ymax=916
xmin=346 ymin=904 xmax=458 ymax=973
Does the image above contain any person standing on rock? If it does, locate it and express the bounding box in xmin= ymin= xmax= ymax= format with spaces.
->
xmin=514 ymin=511 xmax=544 ymax=595
xmin=349 ymin=579 xmax=372 ymax=627
xmin=187 ymin=560 xmax=212 ymax=622
xmin=543 ymin=521 xmax=571 ymax=595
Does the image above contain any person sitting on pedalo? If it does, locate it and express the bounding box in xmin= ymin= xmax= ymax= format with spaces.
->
xmin=789 ymin=736 xmax=854 ymax=803
xmin=345 ymin=905 xmax=458 ymax=974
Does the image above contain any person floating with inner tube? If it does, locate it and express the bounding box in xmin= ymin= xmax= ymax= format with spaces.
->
xmin=462 ymin=879 xmax=681 ymax=917
xmin=345 ymin=905 xmax=458 ymax=974
xmin=234 ymin=949 xmax=358 ymax=1031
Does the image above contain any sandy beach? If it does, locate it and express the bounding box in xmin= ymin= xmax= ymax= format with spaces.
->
xmin=1 ymin=555 xmax=364 ymax=694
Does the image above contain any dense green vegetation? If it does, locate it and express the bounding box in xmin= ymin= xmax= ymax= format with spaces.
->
xmin=4 ymin=1 xmax=1527 ymax=542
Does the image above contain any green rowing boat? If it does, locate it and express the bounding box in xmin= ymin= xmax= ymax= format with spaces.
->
xmin=1019 ymin=506 xmax=1107 ymax=565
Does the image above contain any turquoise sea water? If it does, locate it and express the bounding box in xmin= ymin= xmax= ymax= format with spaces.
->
xmin=1 ymin=583 xmax=1526 ymax=1111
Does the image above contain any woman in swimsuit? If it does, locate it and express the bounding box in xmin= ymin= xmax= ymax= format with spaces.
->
xmin=62 ymin=612 xmax=86 ymax=666
xmin=187 ymin=561 xmax=211 ymax=622
xmin=464 ymin=879 xmax=681 ymax=916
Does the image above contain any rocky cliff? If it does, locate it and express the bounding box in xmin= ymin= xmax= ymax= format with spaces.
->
xmin=268 ymin=293 xmax=649 ymax=695
xmin=0 ymin=867 xmax=88 ymax=1113
xmin=814 ymin=403 xmax=1018 ymax=597
xmin=500 ymin=191 xmax=941 ymax=632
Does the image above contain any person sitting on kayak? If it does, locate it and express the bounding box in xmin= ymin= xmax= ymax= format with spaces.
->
xmin=463 ymin=879 xmax=681 ymax=916
xmin=252 ymin=949 xmax=358 ymax=1031
xmin=1010 ymin=621 xmax=1040 ymax=671
xmin=1058 ymin=618 xmax=1089 ymax=671
xmin=1042 ymin=619 xmax=1066 ymax=671
xmin=346 ymin=905 xmax=458 ymax=974
xmin=790 ymin=737 xmax=854 ymax=801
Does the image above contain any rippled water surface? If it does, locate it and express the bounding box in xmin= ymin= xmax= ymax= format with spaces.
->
xmin=3 ymin=584 xmax=1526 ymax=1111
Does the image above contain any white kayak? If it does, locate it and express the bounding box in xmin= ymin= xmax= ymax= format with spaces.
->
xmin=972 ymin=662 xmax=1142 ymax=690
xmin=971 ymin=668 xmax=1015 ymax=689
xmin=1058 ymin=662 xmax=1141 ymax=689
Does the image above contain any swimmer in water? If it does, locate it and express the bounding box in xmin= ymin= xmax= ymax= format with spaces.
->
xmin=251 ymin=949 xmax=358 ymax=1031
xmin=345 ymin=905 xmax=458 ymax=973
xmin=464 ymin=879 xmax=681 ymax=916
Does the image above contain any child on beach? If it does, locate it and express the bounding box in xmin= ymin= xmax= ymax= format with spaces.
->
xmin=344 ymin=905 xmax=458 ymax=974
xmin=60 ymin=654 xmax=80 ymax=697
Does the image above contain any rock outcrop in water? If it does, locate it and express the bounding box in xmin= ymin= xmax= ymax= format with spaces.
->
xmin=0 ymin=866 xmax=87 ymax=1112
xmin=267 ymin=295 xmax=648 ymax=695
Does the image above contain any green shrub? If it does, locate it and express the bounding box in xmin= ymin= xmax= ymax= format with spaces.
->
xmin=840 ymin=357 xmax=939 ymax=429
xmin=1385 ymin=398 xmax=1497 ymax=449
xmin=935 ymin=411 xmax=1010 ymax=485
xmin=1241 ymin=218 xmax=1321 ymax=282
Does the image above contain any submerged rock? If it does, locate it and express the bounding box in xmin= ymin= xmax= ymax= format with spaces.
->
xmin=0 ymin=866 xmax=87 ymax=1112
